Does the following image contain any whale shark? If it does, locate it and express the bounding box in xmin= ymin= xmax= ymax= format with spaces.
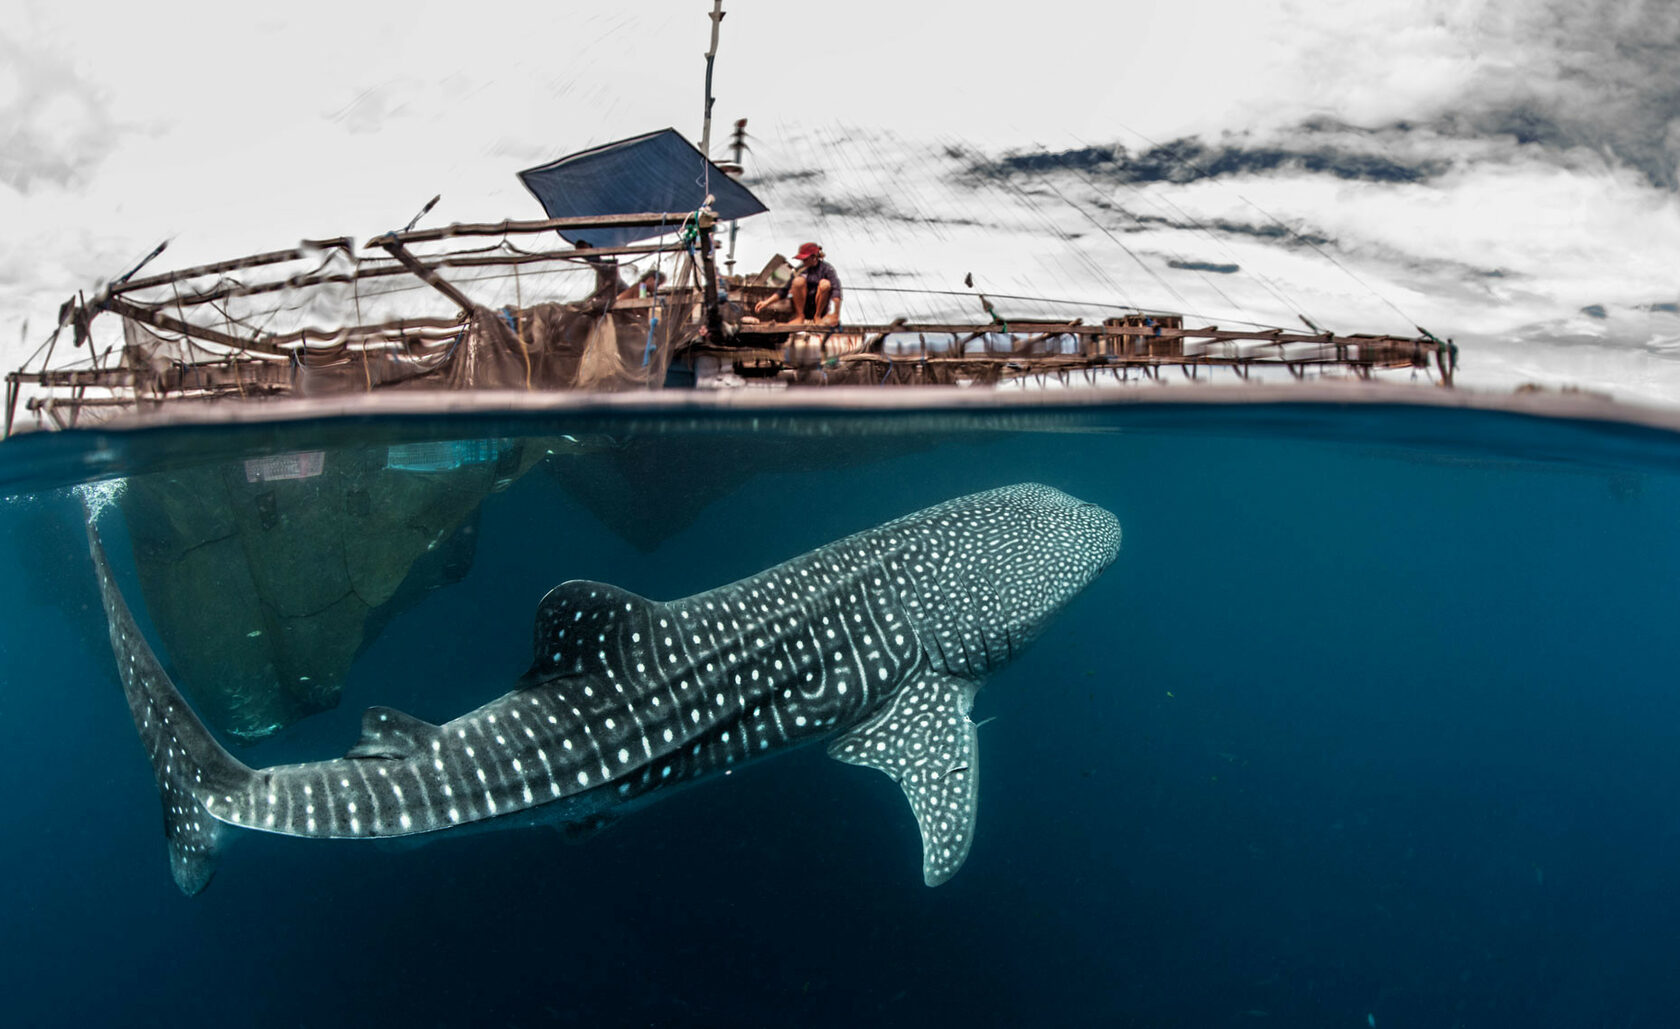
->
xmin=88 ymin=483 xmax=1120 ymax=894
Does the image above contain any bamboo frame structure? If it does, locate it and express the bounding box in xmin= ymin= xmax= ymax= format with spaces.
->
xmin=4 ymin=210 xmax=1457 ymax=437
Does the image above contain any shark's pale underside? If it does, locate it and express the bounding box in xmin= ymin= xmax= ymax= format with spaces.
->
xmin=89 ymin=483 xmax=1120 ymax=894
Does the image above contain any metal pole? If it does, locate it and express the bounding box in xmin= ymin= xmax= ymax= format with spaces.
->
xmin=726 ymin=118 xmax=747 ymax=276
xmin=699 ymin=2 xmax=728 ymax=336
xmin=700 ymin=1 xmax=725 ymax=159
xmin=4 ymin=373 xmax=18 ymax=439
xmin=376 ymin=239 xmax=476 ymax=314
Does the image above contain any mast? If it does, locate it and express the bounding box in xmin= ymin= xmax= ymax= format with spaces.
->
xmin=697 ymin=1 xmax=729 ymax=341
xmin=699 ymin=1 xmax=724 ymax=160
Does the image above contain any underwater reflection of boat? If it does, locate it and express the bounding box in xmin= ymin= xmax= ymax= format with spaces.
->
xmin=106 ymin=419 xmax=994 ymax=740
xmin=542 ymin=428 xmax=962 ymax=552
xmin=117 ymin=438 xmax=543 ymax=741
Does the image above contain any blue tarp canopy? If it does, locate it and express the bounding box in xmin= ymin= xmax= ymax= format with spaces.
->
xmin=518 ymin=128 xmax=768 ymax=248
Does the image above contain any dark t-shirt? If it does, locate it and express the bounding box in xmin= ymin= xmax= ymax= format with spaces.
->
xmin=779 ymin=260 xmax=842 ymax=318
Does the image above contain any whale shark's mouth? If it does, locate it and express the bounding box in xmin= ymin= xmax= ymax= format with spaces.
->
xmin=1093 ymin=507 xmax=1122 ymax=570
xmin=1065 ymin=499 xmax=1122 ymax=579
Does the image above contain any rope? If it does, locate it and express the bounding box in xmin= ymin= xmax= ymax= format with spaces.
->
xmin=22 ymin=321 xmax=62 ymax=372
xmin=1066 ymin=132 xmax=1313 ymax=325
xmin=943 ymin=139 xmax=1139 ymax=313
xmin=1112 ymin=121 xmax=1422 ymax=330
xmin=643 ymin=303 xmax=660 ymax=369
xmin=843 ymin=286 xmax=1289 ymax=330
xmin=1028 ymin=170 xmax=1199 ymax=316
xmin=1051 ymin=142 xmax=1253 ymax=316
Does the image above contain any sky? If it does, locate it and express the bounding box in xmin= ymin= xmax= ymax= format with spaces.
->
xmin=3 ymin=0 xmax=1678 ymax=401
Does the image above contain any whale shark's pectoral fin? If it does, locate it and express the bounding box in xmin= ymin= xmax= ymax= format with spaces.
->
xmin=828 ymin=673 xmax=981 ymax=887
xmin=345 ymin=707 xmax=441 ymax=760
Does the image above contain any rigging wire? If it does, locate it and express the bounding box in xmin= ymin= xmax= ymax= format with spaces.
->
xmin=932 ymin=134 xmax=1136 ymax=312
xmin=856 ymin=127 xmax=973 ymax=323
xmin=1231 ymin=192 xmax=1419 ymax=330
xmin=1106 ymin=171 xmax=1316 ymax=326
xmin=843 ymin=286 xmax=1291 ymax=330
xmin=19 ymin=321 xmax=61 ymax=372
xmin=1110 ymin=121 xmax=1423 ymax=330
xmin=940 ymin=138 xmax=1138 ymax=315
xmin=1069 ymin=131 xmax=1329 ymax=324
xmin=1050 ymin=136 xmax=1262 ymax=316
xmin=1026 ymin=166 xmax=1199 ymax=316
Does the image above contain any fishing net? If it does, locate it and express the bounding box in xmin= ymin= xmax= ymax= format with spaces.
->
xmin=120 ymin=277 xmax=700 ymax=398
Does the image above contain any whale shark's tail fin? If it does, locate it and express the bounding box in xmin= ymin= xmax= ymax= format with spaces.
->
xmin=86 ymin=519 xmax=252 ymax=894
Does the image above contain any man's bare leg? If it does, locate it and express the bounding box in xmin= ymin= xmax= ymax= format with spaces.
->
xmin=812 ymin=280 xmax=834 ymax=323
xmin=788 ymin=276 xmax=810 ymax=323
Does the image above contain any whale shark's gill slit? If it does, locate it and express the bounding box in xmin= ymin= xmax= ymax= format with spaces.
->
xmin=953 ymin=621 xmax=978 ymax=678
xmin=974 ymin=573 xmax=1012 ymax=672
xmin=903 ymin=567 xmax=950 ymax=672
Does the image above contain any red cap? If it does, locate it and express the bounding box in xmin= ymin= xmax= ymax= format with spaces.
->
xmin=794 ymin=242 xmax=822 ymax=261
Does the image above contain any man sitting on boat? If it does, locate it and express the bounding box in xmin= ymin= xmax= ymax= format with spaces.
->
xmin=755 ymin=242 xmax=842 ymax=325
xmin=616 ymin=267 xmax=666 ymax=304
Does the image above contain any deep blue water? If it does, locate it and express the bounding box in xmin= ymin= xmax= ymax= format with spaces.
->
xmin=4 ymin=400 xmax=1680 ymax=1027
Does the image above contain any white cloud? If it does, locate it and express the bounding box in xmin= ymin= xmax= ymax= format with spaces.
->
xmin=0 ymin=30 xmax=118 ymax=191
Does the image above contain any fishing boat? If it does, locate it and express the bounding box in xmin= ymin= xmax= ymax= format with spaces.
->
xmin=2 ymin=167 xmax=1456 ymax=435
xmin=2 ymin=8 xmax=1456 ymax=437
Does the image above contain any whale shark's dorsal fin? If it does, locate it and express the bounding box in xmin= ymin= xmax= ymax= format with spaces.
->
xmin=828 ymin=672 xmax=981 ymax=887
xmin=346 ymin=707 xmax=441 ymax=761
xmin=526 ymin=580 xmax=659 ymax=681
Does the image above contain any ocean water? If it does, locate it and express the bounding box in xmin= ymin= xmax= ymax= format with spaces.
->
xmin=2 ymin=399 xmax=1679 ymax=1028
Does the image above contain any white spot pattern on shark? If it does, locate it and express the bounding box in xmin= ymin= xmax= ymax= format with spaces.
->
xmin=86 ymin=484 xmax=1120 ymax=895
